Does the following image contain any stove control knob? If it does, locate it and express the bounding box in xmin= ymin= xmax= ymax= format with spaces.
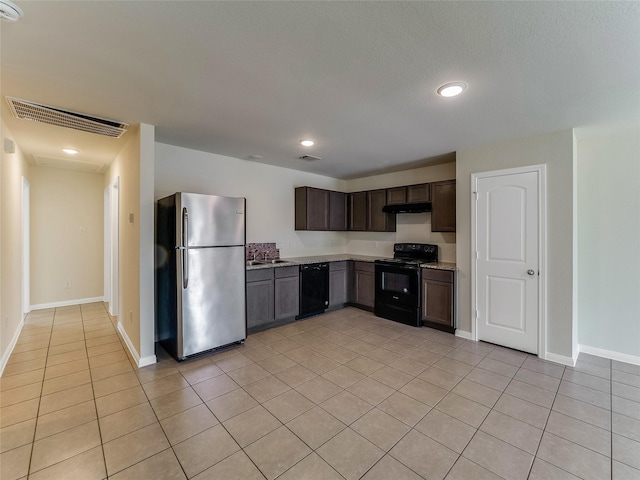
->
xmin=403 ymin=288 xmax=408 ymax=293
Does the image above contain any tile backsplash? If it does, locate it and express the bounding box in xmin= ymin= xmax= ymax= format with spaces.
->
xmin=246 ymin=242 xmax=280 ymax=260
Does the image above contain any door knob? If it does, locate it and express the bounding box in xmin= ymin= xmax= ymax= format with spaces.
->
xmin=527 ymin=269 xmax=535 ymax=276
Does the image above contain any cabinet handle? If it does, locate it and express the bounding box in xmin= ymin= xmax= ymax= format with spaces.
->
xmin=527 ymin=269 xmax=535 ymax=276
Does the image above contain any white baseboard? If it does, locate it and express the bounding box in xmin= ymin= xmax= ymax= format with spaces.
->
xmin=543 ymin=351 xmax=577 ymax=367
xmin=117 ymin=321 xmax=156 ymax=368
xmin=138 ymin=354 xmax=157 ymax=368
xmin=0 ymin=317 xmax=25 ymax=376
xmin=579 ymin=344 xmax=640 ymax=367
xmin=31 ymin=296 xmax=105 ymax=311
xmin=455 ymin=329 xmax=473 ymax=340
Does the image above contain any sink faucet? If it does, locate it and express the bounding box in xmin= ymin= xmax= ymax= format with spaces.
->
xmin=264 ymin=252 xmax=269 ymax=261
xmin=252 ymin=252 xmax=257 ymax=261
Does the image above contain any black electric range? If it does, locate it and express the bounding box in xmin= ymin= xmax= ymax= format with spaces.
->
xmin=374 ymin=243 xmax=438 ymax=326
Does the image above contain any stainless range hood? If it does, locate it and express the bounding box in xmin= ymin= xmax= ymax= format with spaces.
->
xmin=382 ymin=202 xmax=431 ymax=214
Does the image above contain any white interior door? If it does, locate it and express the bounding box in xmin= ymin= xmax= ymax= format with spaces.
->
xmin=474 ymin=168 xmax=541 ymax=354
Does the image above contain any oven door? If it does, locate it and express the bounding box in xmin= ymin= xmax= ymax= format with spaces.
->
xmin=374 ymin=262 xmax=421 ymax=327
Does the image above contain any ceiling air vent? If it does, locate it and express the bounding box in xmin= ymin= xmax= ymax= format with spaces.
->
xmin=298 ymin=154 xmax=322 ymax=161
xmin=6 ymin=97 xmax=129 ymax=138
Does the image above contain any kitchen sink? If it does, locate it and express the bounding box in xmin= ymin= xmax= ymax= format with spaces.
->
xmin=246 ymin=259 xmax=291 ymax=266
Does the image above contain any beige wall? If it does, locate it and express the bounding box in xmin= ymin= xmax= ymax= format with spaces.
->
xmin=345 ymin=161 xmax=456 ymax=262
xmin=154 ymin=143 xmax=348 ymax=257
xmin=29 ymin=166 xmax=104 ymax=306
xmin=577 ymin=126 xmax=640 ymax=358
xmin=155 ymin=143 xmax=456 ymax=261
xmin=105 ymin=125 xmax=141 ymax=357
xmin=0 ymin=120 xmax=30 ymax=369
xmin=456 ymin=130 xmax=576 ymax=360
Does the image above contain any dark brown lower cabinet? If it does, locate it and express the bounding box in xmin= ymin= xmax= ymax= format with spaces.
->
xmin=247 ymin=266 xmax=299 ymax=333
xmin=246 ymin=269 xmax=274 ymax=331
xmin=274 ymin=266 xmax=299 ymax=321
xmin=421 ymin=268 xmax=455 ymax=333
xmin=329 ymin=261 xmax=348 ymax=308
xmin=350 ymin=261 xmax=375 ymax=311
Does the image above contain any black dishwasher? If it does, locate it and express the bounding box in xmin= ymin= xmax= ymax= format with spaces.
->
xmin=297 ymin=263 xmax=329 ymax=319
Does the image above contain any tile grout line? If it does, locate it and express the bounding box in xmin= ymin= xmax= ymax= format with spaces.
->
xmin=524 ymin=361 xmax=564 ymax=479
xmin=24 ymin=308 xmax=52 ymax=479
xmin=81 ymin=303 xmax=110 ymax=480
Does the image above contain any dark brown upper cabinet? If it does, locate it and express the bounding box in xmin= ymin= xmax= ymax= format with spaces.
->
xmin=431 ymin=180 xmax=456 ymax=232
xmin=407 ymin=183 xmax=430 ymax=203
xmin=367 ymin=189 xmax=396 ymax=232
xmin=349 ymin=191 xmax=367 ymax=231
xmin=386 ymin=183 xmax=430 ymax=205
xmin=295 ymin=187 xmax=329 ymax=231
xmin=386 ymin=186 xmax=407 ymax=205
xmin=329 ymin=190 xmax=348 ymax=231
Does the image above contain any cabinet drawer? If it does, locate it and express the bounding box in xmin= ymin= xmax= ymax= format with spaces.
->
xmin=275 ymin=266 xmax=299 ymax=278
xmin=354 ymin=261 xmax=375 ymax=273
xmin=421 ymin=268 xmax=453 ymax=283
xmin=247 ymin=268 xmax=274 ymax=282
xmin=330 ymin=261 xmax=347 ymax=272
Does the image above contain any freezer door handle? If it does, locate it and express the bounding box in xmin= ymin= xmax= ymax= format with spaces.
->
xmin=182 ymin=207 xmax=189 ymax=289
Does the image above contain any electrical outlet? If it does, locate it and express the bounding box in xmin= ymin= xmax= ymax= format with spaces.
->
xmin=64 ymin=281 xmax=71 ymax=289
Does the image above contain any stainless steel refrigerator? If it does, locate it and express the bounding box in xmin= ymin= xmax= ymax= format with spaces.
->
xmin=156 ymin=192 xmax=246 ymax=360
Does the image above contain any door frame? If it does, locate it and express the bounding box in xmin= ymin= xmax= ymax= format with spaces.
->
xmin=104 ymin=177 xmax=119 ymax=316
xmin=22 ymin=177 xmax=30 ymax=317
xmin=471 ymin=164 xmax=547 ymax=357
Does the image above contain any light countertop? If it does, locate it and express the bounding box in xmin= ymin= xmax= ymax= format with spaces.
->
xmin=246 ymin=254 xmax=456 ymax=271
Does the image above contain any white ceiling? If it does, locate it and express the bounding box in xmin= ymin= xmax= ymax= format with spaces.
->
xmin=1 ymin=1 xmax=639 ymax=179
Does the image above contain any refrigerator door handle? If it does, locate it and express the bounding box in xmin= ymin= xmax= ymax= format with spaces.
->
xmin=182 ymin=207 xmax=189 ymax=289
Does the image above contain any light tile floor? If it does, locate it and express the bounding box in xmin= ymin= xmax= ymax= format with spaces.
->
xmin=1 ymin=303 xmax=639 ymax=479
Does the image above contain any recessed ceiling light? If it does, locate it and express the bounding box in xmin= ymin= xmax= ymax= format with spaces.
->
xmin=299 ymin=139 xmax=315 ymax=147
xmin=437 ymin=82 xmax=467 ymax=97
xmin=0 ymin=0 xmax=24 ymax=22
xmin=62 ymin=148 xmax=78 ymax=155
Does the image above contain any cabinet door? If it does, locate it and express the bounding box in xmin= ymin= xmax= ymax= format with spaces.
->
xmin=329 ymin=191 xmax=348 ymax=231
xmin=367 ymin=190 xmax=396 ymax=232
xmin=349 ymin=192 xmax=367 ymax=231
xmin=421 ymin=278 xmax=453 ymax=327
xmin=295 ymin=187 xmax=329 ymax=231
xmin=274 ymin=275 xmax=299 ymax=320
xmin=407 ymin=183 xmax=430 ymax=203
xmin=386 ymin=187 xmax=406 ymax=205
xmin=329 ymin=268 xmax=348 ymax=307
xmin=307 ymin=187 xmax=330 ymax=230
xmin=431 ymin=180 xmax=456 ymax=232
xmin=354 ymin=263 xmax=375 ymax=308
xmin=247 ymin=279 xmax=274 ymax=329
